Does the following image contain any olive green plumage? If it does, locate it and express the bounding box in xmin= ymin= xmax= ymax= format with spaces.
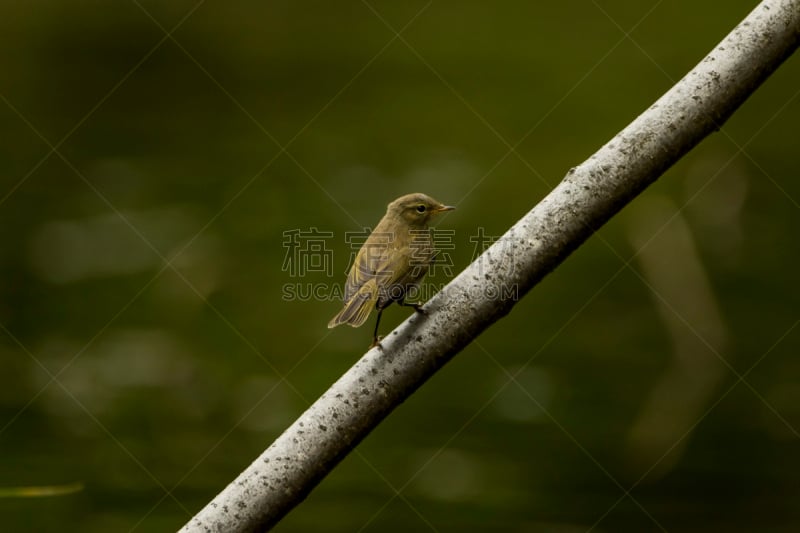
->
xmin=328 ymin=193 xmax=454 ymax=346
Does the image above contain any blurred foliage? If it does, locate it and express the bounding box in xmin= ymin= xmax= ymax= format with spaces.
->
xmin=1 ymin=1 xmax=798 ymax=532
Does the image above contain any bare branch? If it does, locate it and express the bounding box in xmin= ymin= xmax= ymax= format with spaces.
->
xmin=181 ymin=1 xmax=800 ymax=531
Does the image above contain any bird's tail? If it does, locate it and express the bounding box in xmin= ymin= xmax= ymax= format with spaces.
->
xmin=327 ymin=279 xmax=379 ymax=328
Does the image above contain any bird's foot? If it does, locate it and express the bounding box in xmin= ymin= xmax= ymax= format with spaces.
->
xmin=369 ymin=336 xmax=384 ymax=351
xmin=399 ymin=300 xmax=427 ymax=316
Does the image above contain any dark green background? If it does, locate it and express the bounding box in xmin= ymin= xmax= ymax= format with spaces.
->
xmin=1 ymin=1 xmax=798 ymax=531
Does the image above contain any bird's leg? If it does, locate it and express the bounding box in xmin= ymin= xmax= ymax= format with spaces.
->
xmin=370 ymin=308 xmax=384 ymax=350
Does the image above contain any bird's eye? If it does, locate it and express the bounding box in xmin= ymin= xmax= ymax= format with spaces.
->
xmin=416 ymin=204 xmax=426 ymax=213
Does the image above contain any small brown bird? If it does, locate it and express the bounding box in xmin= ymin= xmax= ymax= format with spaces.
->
xmin=328 ymin=193 xmax=455 ymax=347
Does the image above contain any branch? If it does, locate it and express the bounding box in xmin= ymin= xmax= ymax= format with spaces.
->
xmin=181 ymin=1 xmax=800 ymax=531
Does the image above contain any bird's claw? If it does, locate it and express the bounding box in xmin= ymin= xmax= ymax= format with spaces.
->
xmin=369 ymin=336 xmax=384 ymax=351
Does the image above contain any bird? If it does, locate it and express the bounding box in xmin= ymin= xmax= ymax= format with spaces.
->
xmin=328 ymin=193 xmax=455 ymax=347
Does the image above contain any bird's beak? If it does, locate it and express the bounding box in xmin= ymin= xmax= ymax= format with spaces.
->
xmin=435 ymin=204 xmax=456 ymax=213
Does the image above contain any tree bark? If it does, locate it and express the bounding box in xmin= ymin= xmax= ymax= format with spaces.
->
xmin=181 ymin=0 xmax=800 ymax=531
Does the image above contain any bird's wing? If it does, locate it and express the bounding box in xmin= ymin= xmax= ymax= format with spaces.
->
xmin=330 ymin=238 xmax=393 ymax=328
xmin=342 ymin=228 xmax=434 ymax=301
xmin=343 ymin=233 xmax=394 ymax=301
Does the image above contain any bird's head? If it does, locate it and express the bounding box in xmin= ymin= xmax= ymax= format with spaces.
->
xmin=387 ymin=193 xmax=455 ymax=226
